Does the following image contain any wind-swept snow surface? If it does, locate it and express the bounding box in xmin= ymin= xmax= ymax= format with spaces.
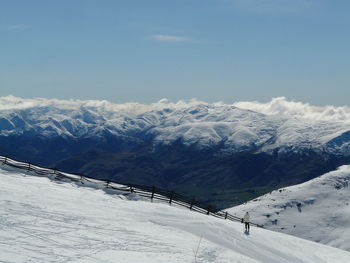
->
xmin=227 ymin=165 xmax=350 ymax=252
xmin=1 ymin=167 xmax=350 ymax=262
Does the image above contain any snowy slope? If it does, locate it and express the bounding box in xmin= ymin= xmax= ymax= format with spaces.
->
xmin=227 ymin=165 xmax=350 ymax=252
xmin=1 ymin=95 xmax=350 ymax=154
xmin=1 ymin=166 xmax=350 ymax=262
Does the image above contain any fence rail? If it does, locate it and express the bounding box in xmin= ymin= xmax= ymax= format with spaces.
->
xmin=0 ymin=155 xmax=263 ymax=228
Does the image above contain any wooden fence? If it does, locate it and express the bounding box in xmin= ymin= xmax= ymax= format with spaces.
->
xmin=0 ymin=155 xmax=263 ymax=228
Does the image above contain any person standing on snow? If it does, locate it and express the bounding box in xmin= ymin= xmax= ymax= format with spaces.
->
xmin=242 ymin=212 xmax=250 ymax=231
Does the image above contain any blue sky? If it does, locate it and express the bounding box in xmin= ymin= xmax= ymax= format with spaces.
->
xmin=1 ymin=0 xmax=349 ymax=105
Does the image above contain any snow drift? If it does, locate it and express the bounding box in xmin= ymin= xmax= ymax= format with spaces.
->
xmin=1 ymin=165 xmax=350 ymax=262
xmin=227 ymin=165 xmax=350 ymax=252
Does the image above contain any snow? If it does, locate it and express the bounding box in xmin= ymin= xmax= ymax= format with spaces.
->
xmin=0 ymin=96 xmax=350 ymax=153
xmin=227 ymin=165 xmax=350 ymax=252
xmin=1 ymin=166 xmax=350 ymax=262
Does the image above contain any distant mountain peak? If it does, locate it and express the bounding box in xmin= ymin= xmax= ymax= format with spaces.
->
xmin=0 ymin=96 xmax=350 ymax=154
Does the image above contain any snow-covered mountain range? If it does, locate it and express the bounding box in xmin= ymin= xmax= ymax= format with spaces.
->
xmin=227 ymin=165 xmax=350 ymax=252
xmin=1 ymin=165 xmax=350 ymax=262
xmin=1 ymin=95 xmax=350 ymax=154
xmin=1 ymin=95 xmax=350 ymax=208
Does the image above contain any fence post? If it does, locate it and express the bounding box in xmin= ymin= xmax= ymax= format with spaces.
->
xmin=190 ymin=198 xmax=195 ymax=210
xmin=106 ymin=181 xmax=110 ymax=188
xmin=27 ymin=163 xmax=31 ymax=171
xmin=130 ymin=187 xmax=134 ymax=193
xmin=151 ymin=186 xmax=155 ymax=202
xmin=169 ymin=191 xmax=174 ymax=204
xmin=207 ymin=206 xmax=211 ymax=215
xmin=225 ymin=211 xmax=228 ymax=219
xmin=3 ymin=157 xmax=7 ymax=164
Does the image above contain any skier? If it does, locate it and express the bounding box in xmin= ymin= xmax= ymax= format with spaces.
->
xmin=242 ymin=212 xmax=250 ymax=231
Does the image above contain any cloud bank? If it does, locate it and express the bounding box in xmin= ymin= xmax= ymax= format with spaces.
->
xmin=0 ymin=96 xmax=204 ymax=115
xmin=233 ymin=97 xmax=350 ymax=122
xmin=0 ymin=96 xmax=349 ymax=123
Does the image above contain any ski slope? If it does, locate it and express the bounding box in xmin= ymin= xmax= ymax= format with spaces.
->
xmin=1 ymin=166 xmax=350 ymax=262
xmin=227 ymin=165 xmax=350 ymax=252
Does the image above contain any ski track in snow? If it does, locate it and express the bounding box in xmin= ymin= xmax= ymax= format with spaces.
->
xmin=1 ymin=166 xmax=350 ymax=262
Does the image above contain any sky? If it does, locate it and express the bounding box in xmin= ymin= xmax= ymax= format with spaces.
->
xmin=0 ymin=0 xmax=349 ymax=106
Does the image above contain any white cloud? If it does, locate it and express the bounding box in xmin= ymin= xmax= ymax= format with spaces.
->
xmin=0 ymin=96 xmax=205 ymax=115
xmin=0 ymin=95 xmax=349 ymax=123
xmin=0 ymin=24 xmax=32 ymax=31
xmin=150 ymin=34 xmax=192 ymax=43
xmin=233 ymin=97 xmax=350 ymax=122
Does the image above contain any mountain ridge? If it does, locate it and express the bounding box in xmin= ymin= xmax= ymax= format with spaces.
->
xmin=1 ymin=96 xmax=350 ymax=208
xmin=1 ymin=96 xmax=350 ymax=154
xmin=227 ymin=165 xmax=350 ymax=251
